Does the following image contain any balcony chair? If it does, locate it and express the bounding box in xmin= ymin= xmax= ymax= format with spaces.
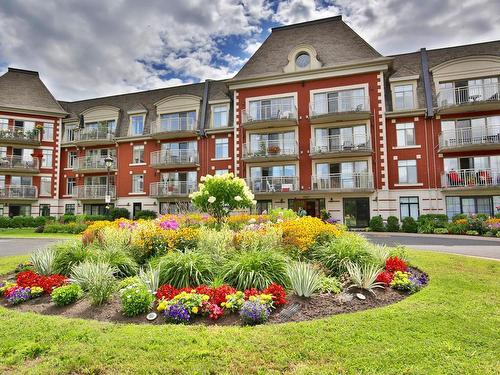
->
xmin=266 ymin=180 xmax=276 ymax=193
xmin=447 ymin=170 xmax=463 ymax=186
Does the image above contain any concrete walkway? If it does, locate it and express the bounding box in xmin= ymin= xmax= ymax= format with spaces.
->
xmin=0 ymin=238 xmax=60 ymax=257
xmin=362 ymin=232 xmax=500 ymax=260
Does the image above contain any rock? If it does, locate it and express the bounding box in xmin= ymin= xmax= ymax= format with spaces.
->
xmin=146 ymin=312 xmax=157 ymax=321
xmin=356 ymin=293 xmax=366 ymax=300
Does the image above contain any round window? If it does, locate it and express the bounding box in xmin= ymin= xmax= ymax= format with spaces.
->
xmin=295 ymin=52 xmax=310 ymax=68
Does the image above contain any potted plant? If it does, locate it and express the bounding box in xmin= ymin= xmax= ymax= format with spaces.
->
xmin=267 ymin=145 xmax=281 ymax=155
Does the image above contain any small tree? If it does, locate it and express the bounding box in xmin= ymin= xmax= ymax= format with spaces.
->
xmin=190 ymin=173 xmax=255 ymax=223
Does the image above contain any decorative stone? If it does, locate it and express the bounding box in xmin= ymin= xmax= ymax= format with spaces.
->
xmin=356 ymin=293 xmax=366 ymax=300
xmin=336 ymin=293 xmax=353 ymax=303
xmin=146 ymin=312 xmax=158 ymax=321
xmin=276 ymin=303 xmax=301 ymax=320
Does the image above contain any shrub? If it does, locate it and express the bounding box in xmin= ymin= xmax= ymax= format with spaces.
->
xmin=134 ymin=210 xmax=157 ymax=220
xmin=70 ymin=261 xmax=116 ymax=306
xmin=88 ymin=247 xmax=138 ymax=278
xmin=346 ymin=262 xmax=384 ymax=295
xmin=221 ymin=250 xmax=289 ymax=290
xmin=30 ymin=247 xmax=55 ymax=275
xmin=452 ymin=213 xmax=467 ymax=222
xmin=52 ymin=241 xmax=89 ymax=276
xmin=385 ymin=216 xmax=400 ymax=232
xmin=138 ymin=265 xmax=161 ymax=293
xmin=268 ymin=208 xmax=298 ymax=222
xmin=417 ymin=214 xmax=448 ymax=234
xmin=317 ymin=275 xmax=342 ymax=294
xmin=239 ymin=300 xmax=270 ymax=325
xmin=311 ymin=233 xmax=376 ymax=277
xmin=388 ymin=245 xmax=410 ymax=264
xmin=107 ymin=208 xmax=130 ymax=220
xmin=117 ymin=276 xmax=141 ymax=291
xmin=466 ymin=230 xmax=479 ymax=236
xmin=401 ymin=217 xmax=418 ymax=233
xmin=51 ymin=284 xmax=83 ymax=306
xmin=368 ymin=245 xmax=390 ymax=266
xmin=120 ymin=284 xmax=154 ymax=317
xmin=433 ymin=228 xmax=449 ymax=234
xmin=287 ymin=262 xmax=321 ymax=298
xmin=369 ymin=216 xmax=385 ymax=232
xmin=60 ymin=214 xmax=77 ymax=223
xmin=156 ymin=251 xmax=214 ymax=288
xmin=196 ymin=226 xmax=234 ymax=265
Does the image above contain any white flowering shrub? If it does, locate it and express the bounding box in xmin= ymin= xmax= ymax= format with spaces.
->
xmin=190 ymin=173 xmax=255 ymax=223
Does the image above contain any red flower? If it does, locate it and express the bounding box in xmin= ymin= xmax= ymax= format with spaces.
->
xmin=385 ymin=257 xmax=408 ymax=273
xmin=16 ymin=271 xmax=40 ymax=288
xmin=263 ymin=283 xmax=287 ymax=307
xmin=211 ymin=285 xmax=236 ymax=306
xmin=156 ymin=284 xmax=179 ymax=300
xmin=16 ymin=271 xmax=66 ymax=294
xmin=376 ymin=271 xmax=394 ymax=286
xmin=201 ymin=301 xmax=224 ymax=320
xmin=244 ymin=288 xmax=260 ymax=299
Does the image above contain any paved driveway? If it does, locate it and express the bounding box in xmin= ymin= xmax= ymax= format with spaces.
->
xmin=363 ymin=232 xmax=500 ymax=260
xmin=0 ymin=238 xmax=60 ymax=257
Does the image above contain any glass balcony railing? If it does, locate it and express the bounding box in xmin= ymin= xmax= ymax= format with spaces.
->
xmin=438 ymin=125 xmax=500 ymax=150
xmin=243 ymin=139 xmax=298 ymax=159
xmin=247 ymin=176 xmax=299 ymax=193
xmin=71 ymin=128 xmax=115 ymax=143
xmin=74 ymin=185 xmax=116 ymax=199
xmin=73 ymin=156 xmax=117 ymax=171
xmin=150 ymin=181 xmax=198 ymax=197
xmin=150 ymin=149 xmax=199 ymax=167
xmin=0 ymin=185 xmax=38 ymax=199
xmin=438 ymin=82 xmax=500 ymax=107
xmin=310 ymin=134 xmax=371 ymax=154
xmin=0 ymin=156 xmax=39 ymax=171
xmin=242 ymin=105 xmax=297 ymax=124
xmin=153 ymin=116 xmax=198 ymax=134
xmin=441 ymin=169 xmax=500 ymax=189
xmin=311 ymin=173 xmax=373 ymax=190
xmin=310 ymin=95 xmax=369 ymax=117
xmin=0 ymin=128 xmax=39 ymax=144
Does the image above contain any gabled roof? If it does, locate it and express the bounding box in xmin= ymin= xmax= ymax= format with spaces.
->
xmin=0 ymin=68 xmax=67 ymax=116
xmin=233 ymin=16 xmax=382 ymax=80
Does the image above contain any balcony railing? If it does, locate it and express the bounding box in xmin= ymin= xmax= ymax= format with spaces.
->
xmin=243 ymin=139 xmax=298 ymax=159
xmin=153 ymin=116 xmax=198 ymax=134
xmin=242 ymin=105 xmax=297 ymax=124
xmin=150 ymin=181 xmax=198 ymax=197
xmin=70 ymin=128 xmax=115 ymax=144
xmin=0 ymin=128 xmax=39 ymax=144
xmin=310 ymin=134 xmax=372 ymax=155
xmin=74 ymin=185 xmax=116 ymax=200
xmin=0 ymin=156 xmax=39 ymax=171
xmin=0 ymin=185 xmax=38 ymax=199
xmin=438 ymin=125 xmax=500 ymax=150
xmin=441 ymin=169 xmax=500 ymax=189
xmin=310 ymin=95 xmax=369 ymax=117
xmin=311 ymin=173 xmax=373 ymax=191
xmin=150 ymin=149 xmax=199 ymax=167
xmin=438 ymin=82 xmax=500 ymax=107
xmin=74 ymin=156 xmax=117 ymax=171
xmin=247 ymin=176 xmax=299 ymax=193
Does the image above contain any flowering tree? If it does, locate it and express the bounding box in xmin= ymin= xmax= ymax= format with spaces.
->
xmin=190 ymin=173 xmax=255 ymax=223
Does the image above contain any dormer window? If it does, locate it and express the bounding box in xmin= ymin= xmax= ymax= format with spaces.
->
xmin=295 ymin=52 xmax=310 ymax=69
xmin=130 ymin=114 xmax=144 ymax=136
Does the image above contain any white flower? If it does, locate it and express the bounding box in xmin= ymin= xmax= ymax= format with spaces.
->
xmin=208 ymin=196 xmax=216 ymax=203
xmin=200 ymin=176 xmax=206 ymax=182
xmin=251 ymin=200 xmax=257 ymax=205
xmin=234 ymin=195 xmax=242 ymax=201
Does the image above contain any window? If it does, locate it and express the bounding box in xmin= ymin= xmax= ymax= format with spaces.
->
xmin=446 ymin=196 xmax=494 ymax=218
xmin=394 ymin=84 xmax=414 ymax=110
xmin=160 ymin=111 xmax=196 ymax=131
xmin=42 ymin=123 xmax=53 ymax=141
xmin=11 ymin=175 xmax=32 ymax=185
xmin=215 ymin=138 xmax=229 ymax=159
xmin=39 ymin=204 xmax=50 ymax=217
xmin=132 ymin=174 xmax=144 ymax=193
xmin=400 ymin=197 xmax=419 ymax=220
xmin=212 ymin=105 xmax=229 ymax=128
xmin=40 ymin=176 xmax=51 ymax=196
xmin=0 ymin=147 xmax=6 ymax=158
xmin=248 ymin=97 xmax=294 ymax=121
xmin=254 ymin=200 xmax=272 ymax=214
xmin=396 ymin=123 xmax=416 ymax=146
xmin=0 ymin=175 xmax=5 ymax=188
xmin=130 ymin=115 xmax=144 ymax=136
xmin=68 ymin=151 xmax=77 ymax=168
xmin=398 ymin=160 xmax=417 ymax=184
xmin=42 ymin=149 xmax=53 ymax=168
xmin=64 ymin=124 xmax=76 ymax=142
xmin=132 ymin=145 xmax=145 ymax=164
xmin=66 ymin=177 xmax=75 ymax=195
xmin=0 ymin=118 xmax=8 ymax=130
xmin=313 ymin=88 xmax=366 ymax=115
xmin=295 ymin=52 xmax=310 ymax=68
xmin=65 ymin=203 xmax=75 ymax=215
xmin=215 ymin=169 xmax=229 ymax=176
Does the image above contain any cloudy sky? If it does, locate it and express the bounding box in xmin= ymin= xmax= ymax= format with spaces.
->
xmin=0 ymin=0 xmax=498 ymax=101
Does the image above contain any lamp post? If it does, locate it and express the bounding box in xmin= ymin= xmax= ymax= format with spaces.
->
xmin=104 ymin=156 xmax=113 ymax=213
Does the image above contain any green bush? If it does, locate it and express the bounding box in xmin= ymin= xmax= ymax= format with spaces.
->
xmin=134 ymin=210 xmax=157 ymax=220
xmin=317 ymin=275 xmax=342 ymax=294
xmin=52 ymin=241 xmax=89 ymax=276
xmin=388 ymin=245 xmax=410 ymax=264
xmin=369 ymin=216 xmax=385 ymax=232
xmin=117 ymin=276 xmax=141 ymax=291
xmin=155 ymin=251 xmax=214 ymax=288
xmin=120 ymin=284 xmax=154 ymax=317
xmin=51 ymin=284 xmax=83 ymax=306
xmin=70 ymin=261 xmax=116 ymax=306
xmin=221 ymin=250 xmax=289 ymax=290
xmin=417 ymin=214 xmax=449 ymax=234
xmin=78 ymin=214 xmax=107 ymax=222
xmin=88 ymin=246 xmax=138 ymax=278
xmin=433 ymin=228 xmax=449 ymax=234
xmin=401 ymin=217 xmax=418 ymax=233
xmin=107 ymin=208 xmax=130 ymax=220
xmin=268 ymin=208 xmax=298 ymax=222
xmin=385 ymin=216 xmax=400 ymax=232
xmin=452 ymin=213 xmax=467 ymax=222
xmin=287 ymin=262 xmax=321 ymax=298
xmin=465 ymin=230 xmax=479 ymax=236
xmin=59 ymin=214 xmax=77 ymax=223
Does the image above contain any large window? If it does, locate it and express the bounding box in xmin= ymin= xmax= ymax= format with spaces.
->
xmin=40 ymin=176 xmax=51 ymax=196
xmin=132 ymin=145 xmax=145 ymax=164
xmin=0 ymin=118 xmax=8 ymax=130
xmin=446 ymin=196 xmax=496 ymax=218
xmin=249 ymin=131 xmax=295 ymax=155
xmin=67 ymin=151 xmax=76 ymax=168
xmin=215 ymin=138 xmax=229 ymax=159
xmin=212 ymin=105 xmax=229 ymax=128
xmin=248 ymin=97 xmax=294 ymax=121
xmin=66 ymin=177 xmax=75 ymax=195
xmin=396 ymin=123 xmax=416 ymax=146
xmin=11 ymin=176 xmax=32 ymax=185
xmin=215 ymin=169 xmax=229 ymax=176
xmin=394 ymin=84 xmax=415 ymax=110
xmin=160 ymin=111 xmax=196 ymax=131
xmin=400 ymin=197 xmax=419 ymax=220
xmin=313 ymin=88 xmax=366 ymax=115
xmin=42 ymin=149 xmax=53 ymax=168
xmin=64 ymin=124 xmax=77 ymax=142
xmin=42 ymin=122 xmax=54 ymax=141
xmin=132 ymin=174 xmax=144 ymax=193
xmin=439 ymin=77 xmax=499 ymax=106
xmin=398 ymin=160 xmax=418 ymax=184
xmin=65 ymin=203 xmax=75 ymax=215
xmin=313 ymin=125 xmax=368 ymax=152
xmin=130 ymin=115 xmax=144 ymax=136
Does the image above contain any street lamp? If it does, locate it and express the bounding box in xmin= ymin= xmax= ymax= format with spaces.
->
xmin=104 ymin=156 xmax=114 ymax=212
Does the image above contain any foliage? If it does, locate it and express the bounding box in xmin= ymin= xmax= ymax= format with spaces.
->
xmin=107 ymin=207 xmax=131 ymax=220
xmin=30 ymin=247 xmax=55 ymax=275
xmin=117 ymin=276 xmax=141 ymax=291
xmin=196 ymin=226 xmax=234 ymax=265
xmin=401 ymin=217 xmax=418 ymax=233
xmin=120 ymin=284 xmax=154 ymax=317
xmin=44 ymin=222 xmax=87 ymax=234
xmin=433 ymin=227 xmax=449 ymax=234
xmin=317 ymin=275 xmax=342 ymax=294
xmin=385 ymin=216 xmax=400 ymax=232
xmin=52 ymin=241 xmax=89 ymax=276
xmin=14 ymin=261 xmax=33 ymax=274
xmin=0 ymin=215 xmax=49 ymax=228
xmin=220 ymin=291 xmax=245 ymax=312
xmin=138 ymin=265 xmax=161 ymax=293
xmin=134 ymin=210 xmax=157 ymax=220
xmin=190 ymin=173 xmax=255 ymax=223
xmin=287 ymin=262 xmax=321 ymax=298
xmin=388 ymin=245 xmax=410 ymax=264
xmin=51 ymin=284 xmax=83 ymax=306
xmin=417 ymin=214 xmax=449 ymax=234
xmin=70 ymin=261 xmax=116 ymax=306
xmin=465 ymin=230 xmax=479 ymax=236
xmin=156 ymin=251 xmax=213 ymax=288
xmin=369 ymin=216 xmax=385 ymax=232
xmin=346 ymin=262 xmax=384 ymax=295
xmin=233 ymin=224 xmax=282 ymax=253
xmin=368 ymin=245 xmax=390 ymax=266
xmin=268 ymin=208 xmax=298 ymax=222
xmin=239 ymin=300 xmax=270 ymax=325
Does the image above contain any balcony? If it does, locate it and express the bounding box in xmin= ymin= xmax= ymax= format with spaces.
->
xmin=242 ymin=105 xmax=298 ymax=130
xmin=441 ymin=169 xmax=500 ymax=190
xmin=437 ymin=82 xmax=500 ymax=114
xmin=74 ymin=185 xmax=116 ymax=200
xmin=310 ymin=134 xmax=372 ymax=158
xmin=151 ymin=117 xmax=198 ymax=140
xmin=247 ymin=176 xmax=299 ymax=194
xmin=309 ymin=95 xmax=370 ymax=124
xmin=150 ymin=149 xmax=199 ymax=169
xmin=65 ymin=128 xmax=115 ymax=146
xmin=0 ymin=156 xmax=39 ymax=173
xmin=0 ymin=185 xmax=38 ymax=201
xmin=73 ymin=156 xmax=117 ymax=173
xmin=438 ymin=125 xmax=500 ymax=152
xmin=0 ymin=128 xmax=40 ymax=146
xmin=150 ymin=181 xmax=197 ymax=198
xmin=242 ymin=140 xmax=298 ymax=162
xmin=311 ymin=173 xmax=374 ymax=192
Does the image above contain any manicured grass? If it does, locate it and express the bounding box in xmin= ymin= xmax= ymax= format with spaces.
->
xmin=0 ymin=228 xmax=79 ymax=239
xmin=0 ymin=254 xmax=28 ymax=274
xmin=0 ymin=250 xmax=498 ymax=374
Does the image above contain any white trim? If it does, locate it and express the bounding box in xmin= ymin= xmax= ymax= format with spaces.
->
xmin=127 ymin=109 xmax=147 ymax=115
xmin=309 ymin=83 xmax=370 ymax=113
xmin=208 ymin=99 xmax=231 ymax=105
xmin=129 ymin=162 xmax=146 ymax=166
xmin=390 ymin=80 xmax=418 ymax=111
xmin=209 ymin=103 xmax=230 ymax=129
xmin=0 ymin=115 xmax=55 ymax=123
xmin=210 ymin=157 xmax=232 ymax=161
xmin=392 ymin=145 xmax=422 ymax=150
xmin=389 ymin=74 xmax=420 ymax=82
xmin=394 ymin=183 xmax=424 ymax=187
xmin=128 ymin=113 xmax=146 ymax=137
xmin=378 ymin=71 xmax=388 ymax=190
xmin=128 ymin=192 xmax=147 ymax=196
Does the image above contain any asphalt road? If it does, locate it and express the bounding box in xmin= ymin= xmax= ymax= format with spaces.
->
xmin=0 ymin=238 xmax=59 ymax=257
xmin=362 ymin=232 xmax=500 ymax=260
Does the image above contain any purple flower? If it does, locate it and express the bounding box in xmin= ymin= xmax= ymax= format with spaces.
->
xmin=159 ymin=219 xmax=179 ymax=231
xmin=239 ymin=300 xmax=270 ymax=325
xmin=6 ymin=287 xmax=32 ymax=304
xmin=164 ymin=302 xmax=191 ymax=323
xmin=325 ymin=217 xmax=339 ymax=225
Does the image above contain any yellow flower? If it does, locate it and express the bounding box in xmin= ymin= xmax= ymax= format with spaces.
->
xmin=202 ymin=295 xmax=210 ymax=301
xmin=192 ymin=306 xmax=199 ymax=314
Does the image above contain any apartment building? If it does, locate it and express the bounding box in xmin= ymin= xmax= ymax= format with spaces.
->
xmin=0 ymin=16 xmax=498 ymax=225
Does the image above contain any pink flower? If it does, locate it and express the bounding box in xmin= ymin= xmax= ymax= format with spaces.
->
xmin=159 ymin=219 xmax=179 ymax=231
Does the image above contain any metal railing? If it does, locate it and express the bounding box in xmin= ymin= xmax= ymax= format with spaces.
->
xmin=150 ymin=181 xmax=198 ymax=197
xmin=0 ymin=156 xmax=39 ymax=170
xmin=74 ymin=185 xmax=116 ymax=199
xmin=441 ymin=169 xmax=500 ymax=189
xmin=247 ymin=176 xmax=299 ymax=193
xmin=72 ymin=128 xmax=115 ymax=143
xmin=150 ymin=149 xmax=199 ymax=166
xmin=438 ymin=125 xmax=500 ymax=149
xmin=74 ymin=156 xmax=117 ymax=171
xmin=310 ymin=133 xmax=371 ymax=154
xmin=310 ymin=95 xmax=369 ymax=117
xmin=311 ymin=173 xmax=373 ymax=190
xmin=154 ymin=116 xmax=198 ymax=133
xmin=437 ymin=82 xmax=500 ymax=107
xmin=242 ymin=104 xmax=297 ymax=123
xmin=0 ymin=185 xmax=38 ymax=199
xmin=0 ymin=128 xmax=39 ymax=143
xmin=243 ymin=139 xmax=298 ymax=159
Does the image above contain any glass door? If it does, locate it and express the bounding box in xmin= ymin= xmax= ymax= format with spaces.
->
xmin=343 ymin=198 xmax=370 ymax=228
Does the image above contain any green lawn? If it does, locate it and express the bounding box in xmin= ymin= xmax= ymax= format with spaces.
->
xmin=0 ymin=228 xmax=79 ymax=239
xmin=0 ymin=250 xmax=498 ymax=374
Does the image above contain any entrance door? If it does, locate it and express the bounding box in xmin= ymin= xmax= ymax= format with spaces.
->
xmin=133 ymin=202 xmax=142 ymax=219
xmin=343 ymin=198 xmax=370 ymax=228
xmin=288 ymin=199 xmax=324 ymax=217
xmin=9 ymin=205 xmax=21 ymax=217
